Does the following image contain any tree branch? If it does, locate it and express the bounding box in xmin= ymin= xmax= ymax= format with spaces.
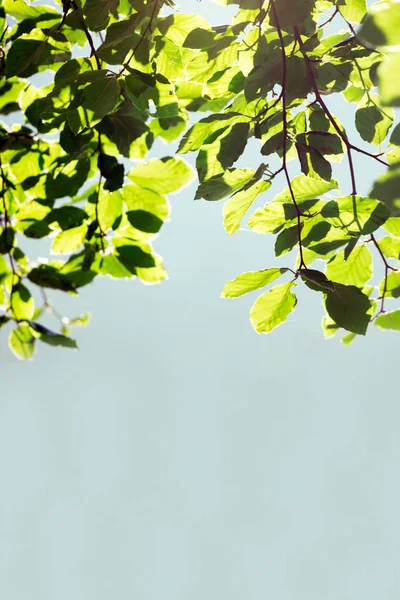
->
xmin=70 ymin=0 xmax=101 ymax=69
xmin=271 ymin=0 xmax=306 ymax=269
xmin=295 ymin=27 xmax=395 ymax=312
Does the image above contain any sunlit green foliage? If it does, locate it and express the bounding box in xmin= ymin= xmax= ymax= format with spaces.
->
xmin=1 ymin=0 xmax=400 ymax=359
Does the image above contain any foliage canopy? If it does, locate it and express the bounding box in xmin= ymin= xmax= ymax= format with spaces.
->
xmin=1 ymin=0 xmax=400 ymax=359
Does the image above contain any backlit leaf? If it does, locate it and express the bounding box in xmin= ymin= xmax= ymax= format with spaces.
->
xmin=359 ymin=2 xmax=400 ymax=48
xmin=223 ymin=180 xmax=270 ymax=235
xmin=221 ymin=268 xmax=287 ymax=298
xmin=375 ymin=310 xmax=400 ymax=330
xmin=128 ymin=158 xmax=193 ymax=194
xmin=9 ymin=325 xmax=35 ymax=360
xmin=326 ymin=244 xmax=373 ymax=287
xmin=250 ymin=281 xmax=297 ymax=334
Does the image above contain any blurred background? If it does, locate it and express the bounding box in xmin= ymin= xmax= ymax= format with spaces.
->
xmin=1 ymin=1 xmax=399 ymax=599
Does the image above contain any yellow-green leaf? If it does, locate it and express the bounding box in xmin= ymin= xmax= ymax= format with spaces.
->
xmin=223 ymin=180 xmax=270 ymax=235
xmin=221 ymin=268 xmax=288 ymax=298
xmin=250 ymin=281 xmax=297 ymax=334
xmin=326 ymin=244 xmax=372 ymax=287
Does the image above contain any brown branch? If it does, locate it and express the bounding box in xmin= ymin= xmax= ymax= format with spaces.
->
xmin=70 ymin=0 xmax=101 ymax=69
xmin=295 ymin=27 xmax=394 ymax=311
xmin=271 ymin=0 xmax=306 ymax=269
xmin=319 ymin=6 xmax=339 ymax=29
xmin=295 ymin=30 xmax=389 ymax=167
xmin=369 ymin=233 xmax=396 ymax=313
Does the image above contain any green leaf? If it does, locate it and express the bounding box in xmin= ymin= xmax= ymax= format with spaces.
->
xmin=100 ymin=253 xmax=135 ymax=279
xmin=122 ymin=184 xmax=169 ymax=221
xmin=157 ymin=14 xmax=212 ymax=46
xmin=29 ymin=321 xmax=78 ymax=349
xmin=195 ymin=168 xmax=257 ymax=201
xmin=338 ymin=0 xmax=367 ymax=22
xmin=383 ymin=217 xmax=400 ymax=236
xmin=247 ymin=202 xmax=287 ymax=234
xmin=115 ymin=244 xmax=155 ymax=272
xmin=128 ymin=157 xmax=193 ymax=194
xmin=9 ymin=325 xmax=35 ymax=360
xmin=0 ymin=316 xmax=10 ymax=329
xmin=359 ymin=2 xmax=400 ymax=48
xmin=98 ymin=154 xmax=125 ymax=192
xmin=248 ymin=198 xmax=321 ymax=234
xmin=325 ymin=284 xmax=372 ymax=335
xmin=183 ymin=28 xmax=215 ymax=49
xmin=97 ymin=16 xmax=139 ymax=64
xmin=370 ymin=163 xmax=400 ymax=216
xmin=274 ymin=225 xmax=298 ymax=256
xmin=6 ymin=31 xmax=71 ymax=77
xmin=223 ymin=180 xmax=270 ymax=235
xmin=375 ymin=310 xmax=400 ymax=331
xmin=126 ymin=211 xmax=163 ymax=234
xmin=377 ymin=236 xmax=400 ymax=259
xmin=250 ymin=281 xmax=297 ymax=334
xmin=96 ymin=189 xmax=123 ymax=232
xmin=379 ymin=271 xmax=400 ymax=298
xmin=296 ymin=144 xmax=332 ymax=181
xmin=149 ymin=116 xmax=186 ymax=143
xmin=83 ymin=0 xmax=119 ymax=31
xmin=355 ymin=93 xmax=394 ymax=145
xmin=46 ymin=207 xmax=88 ymax=231
xmin=390 ymin=123 xmax=400 ymax=146
xmin=3 ymin=0 xmax=59 ymax=20
xmin=221 ymin=268 xmax=288 ymax=298
xmin=321 ymin=195 xmax=390 ymax=234
xmin=341 ymin=332 xmax=357 ymax=346
xmin=378 ymin=54 xmax=400 ymax=107
xmin=0 ymin=228 xmax=15 ymax=254
xmin=28 ymin=264 xmax=78 ymax=292
xmin=11 ymin=283 xmax=35 ymax=321
xmin=273 ymin=175 xmax=338 ymax=203
xmin=82 ymin=75 xmax=120 ymax=120
xmin=326 ymin=244 xmax=373 ymax=287
xmin=96 ymin=112 xmax=149 ymax=158
xmin=296 ymin=131 xmax=343 ymax=156
xmin=322 ymin=314 xmax=340 ymax=339
xmin=300 ymin=269 xmax=335 ymax=293
xmin=195 ymin=122 xmax=250 ymax=181
xmin=51 ymin=225 xmax=88 ymax=255
xmin=269 ymin=0 xmax=316 ymax=29
xmin=178 ymin=113 xmax=246 ymax=154
xmin=67 ymin=313 xmax=91 ymax=328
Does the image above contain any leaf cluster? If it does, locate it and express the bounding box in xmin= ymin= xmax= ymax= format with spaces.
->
xmin=0 ymin=0 xmax=400 ymax=358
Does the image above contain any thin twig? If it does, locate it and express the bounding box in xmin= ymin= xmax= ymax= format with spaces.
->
xmin=319 ymin=7 xmax=339 ymax=29
xmin=70 ymin=0 xmax=101 ymax=69
xmin=95 ymin=172 xmax=106 ymax=254
xmin=0 ymin=158 xmax=18 ymax=301
xmin=254 ymin=91 xmax=283 ymax=122
xmin=118 ymin=0 xmax=160 ymax=77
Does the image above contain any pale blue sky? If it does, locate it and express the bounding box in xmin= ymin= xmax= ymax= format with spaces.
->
xmin=1 ymin=2 xmax=399 ymax=599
